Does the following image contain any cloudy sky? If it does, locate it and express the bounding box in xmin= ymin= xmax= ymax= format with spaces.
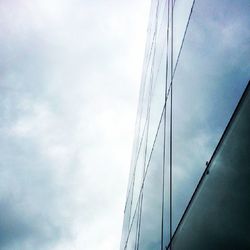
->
xmin=120 ymin=0 xmax=250 ymax=248
xmin=1 ymin=0 xmax=250 ymax=249
xmin=0 ymin=0 xmax=151 ymax=249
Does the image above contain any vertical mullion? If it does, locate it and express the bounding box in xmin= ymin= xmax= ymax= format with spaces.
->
xmin=169 ymin=0 xmax=174 ymax=249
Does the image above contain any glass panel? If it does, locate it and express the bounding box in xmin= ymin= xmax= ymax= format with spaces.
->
xmin=132 ymin=0 xmax=160 ymax=165
xmin=173 ymin=0 xmax=194 ymax=66
xmin=120 ymin=186 xmax=133 ymax=250
xmin=122 ymin=0 xmax=250 ymax=248
xmin=145 ymin=46 xmax=167 ymax=163
xmin=134 ymin=54 xmax=153 ymax=159
xmin=145 ymin=0 xmax=169 ymax=164
xmin=172 ymin=0 xmax=250 ymax=232
xmin=121 ymin=0 xmax=167 ymax=246
xmin=146 ymin=0 xmax=160 ymax=53
xmin=138 ymin=116 xmax=165 ymax=250
xmin=124 ymin=205 xmax=140 ymax=250
xmin=157 ymin=0 xmax=168 ymax=31
xmin=171 ymin=83 xmax=250 ymax=249
xmin=130 ymin=132 xmax=147 ymax=227
xmin=163 ymin=97 xmax=171 ymax=248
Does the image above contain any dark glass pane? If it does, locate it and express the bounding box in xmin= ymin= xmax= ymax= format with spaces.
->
xmin=172 ymin=0 xmax=250 ymax=231
xmin=171 ymin=83 xmax=250 ymax=249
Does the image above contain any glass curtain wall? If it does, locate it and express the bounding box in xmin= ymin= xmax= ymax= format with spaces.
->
xmin=170 ymin=82 xmax=250 ymax=249
xmin=120 ymin=0 xmax=250 ymax=249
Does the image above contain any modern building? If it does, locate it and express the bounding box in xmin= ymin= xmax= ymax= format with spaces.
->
xmin=120 ymin=0 xmax=250 ymax=249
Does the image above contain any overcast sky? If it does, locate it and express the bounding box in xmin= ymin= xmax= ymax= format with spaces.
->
xmin=1 ymin=0 xmax=250 ymax=249
xmin=0 ymin=1 xmax=151 ymax=249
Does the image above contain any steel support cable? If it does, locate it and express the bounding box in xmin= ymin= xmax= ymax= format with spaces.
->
xmin=169 ymin=0 xmax=174 ymax=248
xmin=161 ymin=0 xmax=170 ymax=249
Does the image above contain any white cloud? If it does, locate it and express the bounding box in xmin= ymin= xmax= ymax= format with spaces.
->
xmin=0 ymin=0 xmax=151 ymax=249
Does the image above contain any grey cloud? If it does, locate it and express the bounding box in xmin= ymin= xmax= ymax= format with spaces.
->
xmin=0 ymin=0 xmax=151 ymax=249
xmin=0 ymin=197 xmax=64 ymax=250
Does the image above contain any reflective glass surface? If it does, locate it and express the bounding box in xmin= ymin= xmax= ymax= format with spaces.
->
xmin=171 ymin=83 xmax=250 ymax=249
xmin=124 ymin=206 xmax=140 ymax=250
xmin=138 ymin=117 xmax=164 ymax=250
xmin=120 ymin=0 xmax=250 ymax=249
xmin=173 ymin=0 xmax=193 ymax=65
xmin=172 ymin=0 xmax=250 ymax=231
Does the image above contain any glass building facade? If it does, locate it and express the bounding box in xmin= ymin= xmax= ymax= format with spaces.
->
xmin=120 ymin=0 xmax=250 ymax=249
